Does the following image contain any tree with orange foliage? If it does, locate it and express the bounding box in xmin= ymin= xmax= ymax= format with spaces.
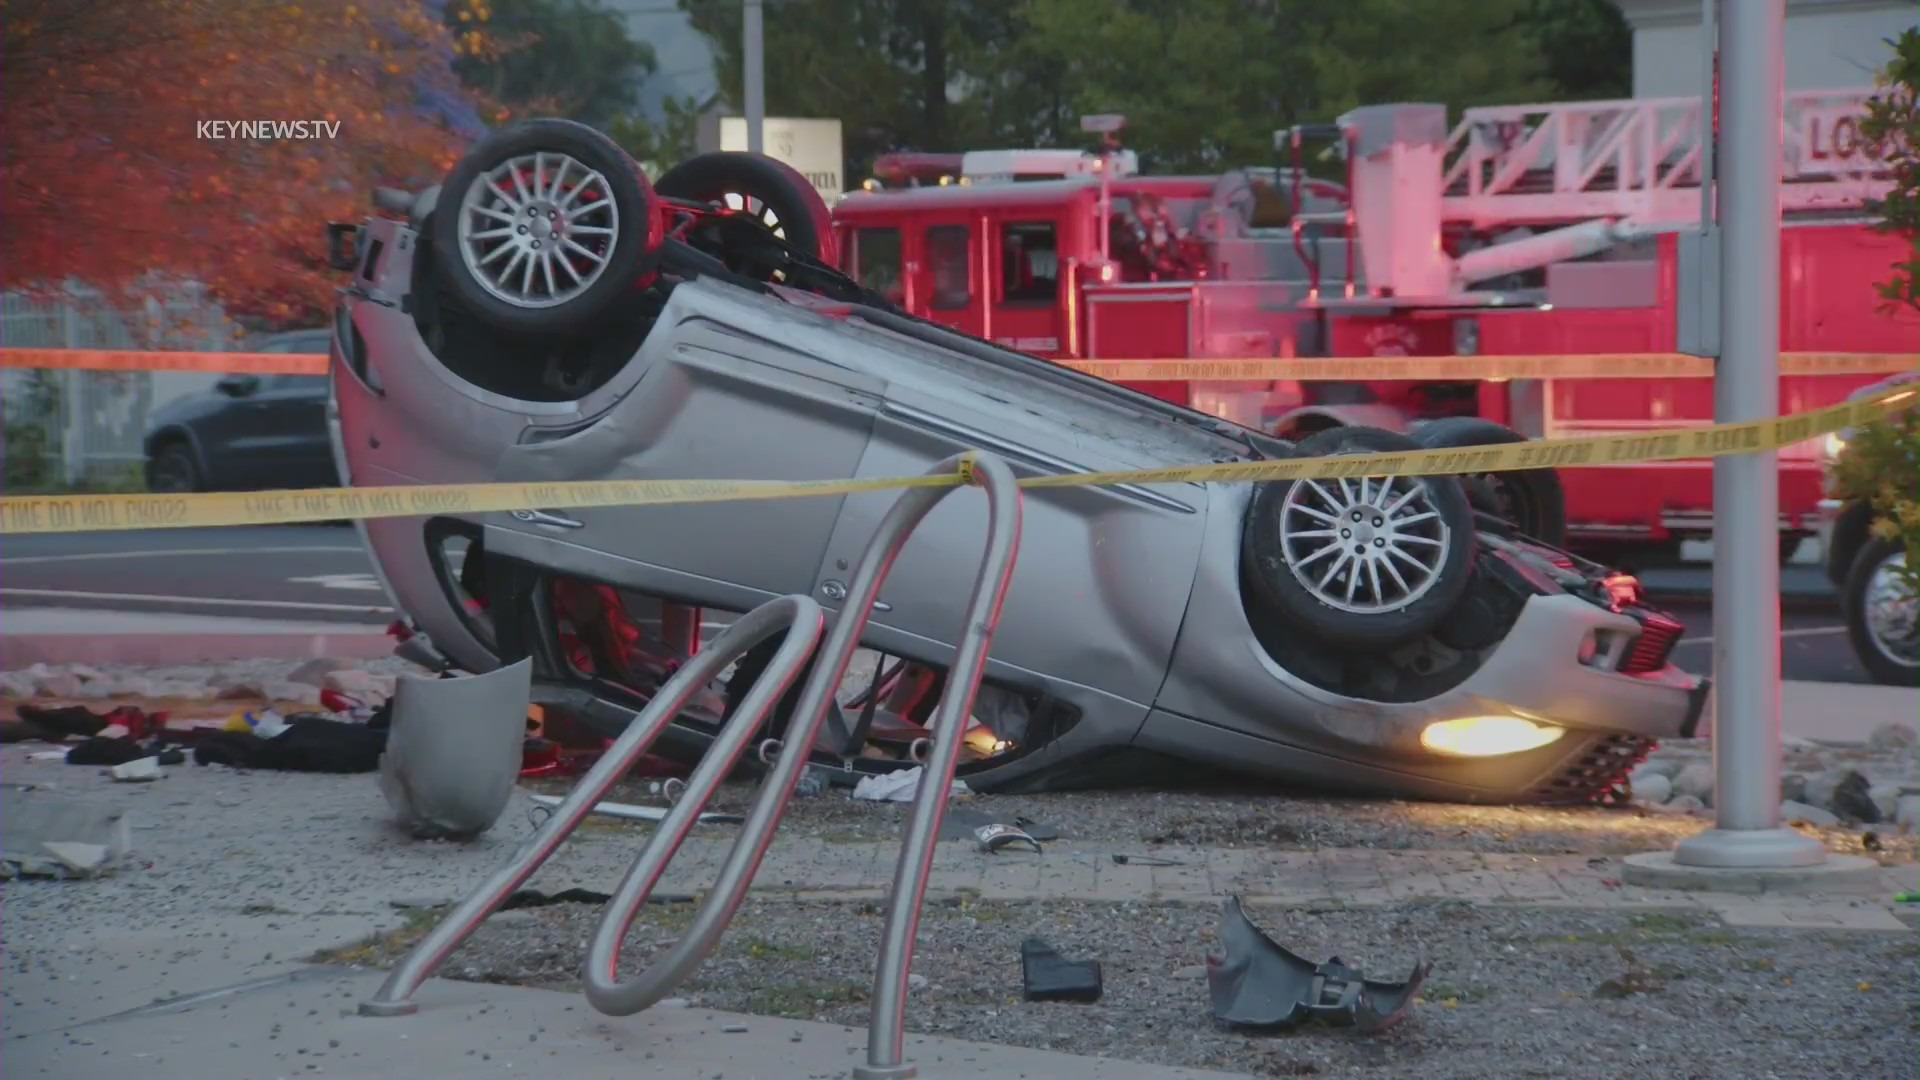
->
xmin=0 ymin=0 xmax=500 ymax=331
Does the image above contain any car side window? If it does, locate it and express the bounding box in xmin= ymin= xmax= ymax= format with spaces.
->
xmin=999 ymin=221 xmax=1058 ymax=304
xmin=926 ymin=225 xmax=971 ymax=310
xmin=266 ymin=375 xmax=329 ymax=394
xmin=853 ymin=227 xmax=903 ymax=301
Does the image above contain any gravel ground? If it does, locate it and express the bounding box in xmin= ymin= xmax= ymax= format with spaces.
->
xmin=322 ymin=895 xmax=1920 ymax=1080
xmin=527 ymin=773 xmax=1920 ymax=864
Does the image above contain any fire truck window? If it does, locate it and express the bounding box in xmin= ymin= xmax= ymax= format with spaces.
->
xmin=999 ymin=222 xmax=1058 ymax=304
xmin=926 ymin=225 xmax=971 ymax=309
xmin=854 ymin=227 xmax=903 ymax=301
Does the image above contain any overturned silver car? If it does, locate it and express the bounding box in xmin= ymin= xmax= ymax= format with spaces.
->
xmin=325 ymin=120 xmax=1707 ymax=803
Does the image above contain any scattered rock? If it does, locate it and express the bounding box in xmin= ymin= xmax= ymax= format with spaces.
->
xmin=288 ymin=658 xmax=351 ymax=689
xmin=1779 ymin=773 xmax=1807 ymax=805
xmin=1832 ymin=772 xmax=1881 ymax=823
xmin=1779 ymin=800 xmax=1840 ymax=828
xmin=1867 ymin=723 xmax=1918 ymax=755
xmin=1802 ymin=769 xmax=1857 ymax=817
xmin=1630 ymin=773 xmax=1672 ymax=806
xmin=323 ymin=668 xmax=386 ymax=697
xmin=1646 ymin=795 xmax=1705 ymax=815
xmin=1868 ymin=783 xmax=1902 ymax=823
xmin=33 ymin=674 xmax=84 ymax=699
xmin=488 ymin=910 xmax=539 ymax=927
xmin=1896 ymin=795 xmax=1920 ymax=835
xmin=1671 ymin=763 xmax=1714 ymax=804
xmin=1631 ymin=759 xmax=1683 ymax=782
xmin=906 ymin=973 xmax=929 ymax=993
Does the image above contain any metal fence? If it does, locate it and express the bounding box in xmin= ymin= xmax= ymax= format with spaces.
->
xmin=0 ymin=286 xmax=245 ymax=491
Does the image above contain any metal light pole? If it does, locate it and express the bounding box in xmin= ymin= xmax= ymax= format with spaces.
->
xmin=743 ymin=0 xmax=766 ymax=154
xmin=1673 ymin=0 xmax=1824 ymax=869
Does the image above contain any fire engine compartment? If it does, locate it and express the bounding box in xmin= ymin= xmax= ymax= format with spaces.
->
xmin=832 ymin=89 xmax=1912 ymax=553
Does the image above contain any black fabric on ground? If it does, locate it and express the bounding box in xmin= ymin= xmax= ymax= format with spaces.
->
xmin=192 ymin=717 xmax=387 ymax=773
xmin=15 ymin=705 xmax=112 ymax=740
xmin=65 ymin=736 xmax=149 ymax=766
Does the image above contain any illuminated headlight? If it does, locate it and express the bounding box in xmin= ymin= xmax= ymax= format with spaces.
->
xmin=1420 ymin=716 xmax=1566 ymax=758
xmin=1822 ymin=432 xmax=1847 ymax=461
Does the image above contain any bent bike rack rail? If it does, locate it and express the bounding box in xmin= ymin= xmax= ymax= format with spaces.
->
xmin=359 ymin=453 xmax=1023 ymax=1080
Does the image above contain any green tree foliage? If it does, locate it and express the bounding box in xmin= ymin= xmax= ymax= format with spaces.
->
xmin=607 ymin=97 xmax=706 ymax=177
xmin=1833 ymin=28 xmax=1920 ymax=592
xmin=452 ymin=0 xmax=655 ymax=126
xmin=682 ymin=0 xmax=1633 ymax=178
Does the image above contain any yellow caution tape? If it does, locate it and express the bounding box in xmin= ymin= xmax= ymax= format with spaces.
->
xmin=6 ymin=347 xmax=1915 ymax=382
xmin=2 ymin=387 xmax=1912 ymax=536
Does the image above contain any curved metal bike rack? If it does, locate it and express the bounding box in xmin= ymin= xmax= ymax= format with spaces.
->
xmin=359 ymin=452 xmax=1024 ymax=1080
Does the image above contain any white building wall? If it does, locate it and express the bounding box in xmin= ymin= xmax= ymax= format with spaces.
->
xmin=1615 ymin=0 xmax=1916 ymax=98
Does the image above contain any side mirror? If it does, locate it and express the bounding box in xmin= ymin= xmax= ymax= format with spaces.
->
xmin=327 ymin=222 xmax=360 ymax=272
xmin=216 ymin=374 xmax=260 ymax=398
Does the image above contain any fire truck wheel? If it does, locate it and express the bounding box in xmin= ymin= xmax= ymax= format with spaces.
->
xmin=655 ymin=152 xmax=839 ymax=266
xmin=432 ymin=119 xmax=663 ymax=336
xmin=1242 ymin=426 xmax=1477 ymax=652
xmin=1410 ymin=417 xmax=1568 ymax=547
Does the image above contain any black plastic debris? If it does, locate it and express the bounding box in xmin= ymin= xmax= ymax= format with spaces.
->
xmin=1110 ymin=853 xmax=1183 ymax=867
xmin=1020 ymin=937 xmax=1103 ymax=1002
xmin=1205 ymin=896 xmax=1428 ymax=1034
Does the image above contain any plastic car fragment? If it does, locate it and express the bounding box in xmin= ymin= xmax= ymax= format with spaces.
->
xmin=378 ymin=659 xmax=532 ymax=840
xmin=1205 ymin=896 xmax=1429 ymax=1034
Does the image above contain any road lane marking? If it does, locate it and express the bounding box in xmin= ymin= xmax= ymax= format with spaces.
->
xmin=287 ymin=573 xmax=385 ymax=592
xmin=0 ymin=546 xmax=363 ymax=565
xmin=0 ymin=587 xmax=393 ymax=615
xmin=1676 ymin=625 xmax=1847 ymax=647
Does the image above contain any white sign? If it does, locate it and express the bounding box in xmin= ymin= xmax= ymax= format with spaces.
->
xmin=717 ymin=116 xmax=845 ymax=202
xmin=1797 ymin=101 xmax=1907 ymax=177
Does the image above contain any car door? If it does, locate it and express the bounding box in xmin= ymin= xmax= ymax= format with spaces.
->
xmin=985 ymin=213 xmax=1065 ymax=356
xmin=911 ymin=217 xmax=989 ymax=341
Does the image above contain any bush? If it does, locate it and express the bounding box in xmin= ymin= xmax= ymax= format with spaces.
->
xmin=1839 ymin=27 xmax=1920 ymax=594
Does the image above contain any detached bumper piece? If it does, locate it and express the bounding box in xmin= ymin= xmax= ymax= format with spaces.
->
xmin=1206 ymin=897 xmax=1430 ymax=1034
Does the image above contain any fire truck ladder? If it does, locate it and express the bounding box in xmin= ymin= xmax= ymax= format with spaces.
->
xmin=1440 ymin=88 xmax=1888 ymax=229
xmin=360 ymin=452 xmax=1023 ymax=1080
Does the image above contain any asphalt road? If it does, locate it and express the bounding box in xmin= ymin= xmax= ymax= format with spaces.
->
xmin=0 ymin=526 xmax=1876 ymax=684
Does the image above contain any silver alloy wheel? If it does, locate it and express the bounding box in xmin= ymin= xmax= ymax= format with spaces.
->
xmin=458 ymin=151 xmax=620 ymax=309
xmin=1863 ymin=549 xmax=1918 ymax=670
xmin=1280 ymin=475 xmax=1451 ymax=614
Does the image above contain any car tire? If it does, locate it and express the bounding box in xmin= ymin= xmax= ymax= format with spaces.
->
xmin=430 ymin=119 xmax=662 ymax=336
xmin=1242 ymin=426 xmax=1477 ymax=652
xmin=146 ymin=442 xmax=203 ymax=493
xmin=1843 ymin=536 xmax=1918 ymax=686
xmin=654 ymin=152 xmax=838 ymax=266
xmin=1411 ymin=417 xmax=1567 ymax=546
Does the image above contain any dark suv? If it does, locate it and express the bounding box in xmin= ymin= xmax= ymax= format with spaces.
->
xmin=142 ymin=329 xmax=338 ymax=493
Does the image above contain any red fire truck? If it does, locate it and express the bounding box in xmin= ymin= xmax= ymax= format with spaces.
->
xmin=830 ymin=92 xmax=1914 ymax=560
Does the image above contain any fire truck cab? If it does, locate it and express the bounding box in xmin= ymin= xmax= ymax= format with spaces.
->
xmin=831 ymin=92 xmax=1914 ymax=557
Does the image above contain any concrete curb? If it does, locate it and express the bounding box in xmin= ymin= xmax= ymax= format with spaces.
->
xmin=0 ymin=631 xmax=394 ymax=668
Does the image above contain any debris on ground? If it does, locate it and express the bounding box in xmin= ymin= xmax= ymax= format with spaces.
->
xmin=1111 ymin=853 xmax=1183 ymax=867
xmin=1205 ymin=896 xmax=1429 ymax=1034
xmin=108 ymin=756 xmax=166 ymax=783
xmin=850 ymin=766 xmax=969 ymax=803
xmin=378 ymin=661 xmax=530 ymax=840
xmin=526 ymin=793 xmax=744 ymax=826
xmin=0 ymin=788 xmax=133 ymax=879
xmin=974 ymin=823 xmax=1042 ymax=854
xmin=1631 ymin=728 xmax=1920 ymax=834
xmin=1020 ymin=937 xmax=1103 ymax=1003
xmin=937 ymin=806 xmax=1060 ymax=843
